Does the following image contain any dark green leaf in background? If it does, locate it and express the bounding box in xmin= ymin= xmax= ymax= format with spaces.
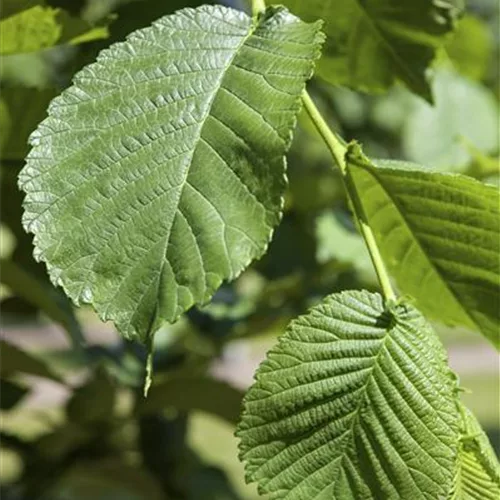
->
xmin=238 ymin=290 xmax=459 ymax=499
xmin=66 ymin=366 xmax=116 ymax=425
xmin=19 ymin=5 xmax=324 ymax=344
xmin=0 ymin=378 xmax=29 ymax=410
xmin=105 ymin=0 xmax=214 ymax=44
xmin=0 ymin=340 xmax=63 ymax=382
xmin=348 ymin=147 xmax=500 ymax=348
xmin=0 ymin=4 xmax=110 ymax=56
xmin=273 ymin=0 xmax=463 ymax=100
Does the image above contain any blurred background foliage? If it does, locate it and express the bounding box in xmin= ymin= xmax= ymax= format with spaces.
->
xmin=0 ymin=0 xmax=498 ymax=499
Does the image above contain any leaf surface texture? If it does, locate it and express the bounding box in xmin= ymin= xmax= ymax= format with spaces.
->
xmin=19 ymin=5 xmax=323 ymax=342
xmin=348 ymin=148 xmax=500 ymax=347
xmin=450 ymin=404 xmax=500 ymax=499
xmin=238 ymin=290 xmax=459 ymax=499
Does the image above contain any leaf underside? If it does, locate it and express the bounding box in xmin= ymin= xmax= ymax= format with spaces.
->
xmin=450 ymin=404 xmax=500 ymax=499
xmin=19 ymin=5 xmax=323 ymax=343
xmin=237 ymin=290 xmax=459 ymax=499
xmin=273 ymin=0 xmax=462 ymax=100
xmin=348 ymin=147 xmax=500 ymax=348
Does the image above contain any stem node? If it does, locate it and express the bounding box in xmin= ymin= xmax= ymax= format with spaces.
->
xmin=302 ymin=91 xmax=396 ymax=302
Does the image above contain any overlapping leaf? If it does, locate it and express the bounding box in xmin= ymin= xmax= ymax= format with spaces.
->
xmin=19 ymin=5 xmax=324 ymax=343
xmin=272 ymin=0 xmax=462 ymax=100
xmin=0 ymin=5 xmax=110 ymax=56
xmin=444 ymin=15 xmax=493 ymax=81
xmin=347 ymin=146 xmax=500 ymax=347
xmin=449 ymin=404 xmax=500 ymax=499
xmin=238 ymin=290 xmax=459 ymax=499
xmin=403 ymin=69 xmax=498 ymax=170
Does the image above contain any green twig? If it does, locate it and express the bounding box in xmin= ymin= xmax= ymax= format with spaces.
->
xmin=302 ymin=91 xmax=396 ymax=303
xmin=251 ymin=0 xmax=395 ymax=302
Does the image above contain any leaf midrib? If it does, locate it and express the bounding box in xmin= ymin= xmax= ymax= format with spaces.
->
xmin=149 ymin=14 xmax=262 ymax=335
xmin=323 ymin=320 xmax=395 ymax=498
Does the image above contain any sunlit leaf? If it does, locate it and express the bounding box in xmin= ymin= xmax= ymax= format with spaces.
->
xmin=0 ymin=4 xmax=110 ymax=56
xmin=19 ymin=5 xmax=324 ymax=343
xmin=449 ymin=404 xmax=500 ymax=499
xmin=238 ymin=290 xmax=459 ymax=498
xmin=444 ymin=14 xmax=493 ymax=81
xmin=348 ymin=145 xmax=500 ymax=347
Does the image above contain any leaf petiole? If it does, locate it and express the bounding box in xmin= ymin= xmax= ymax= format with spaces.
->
xmin=301 ymin=91 xmax=396 ymax=302
xmin=251 ymin=0 xmax=396 ymax=302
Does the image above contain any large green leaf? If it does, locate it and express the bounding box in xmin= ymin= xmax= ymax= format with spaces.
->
xmin=347 ymin=146 xmax=500 ymax=347
xmin=237 ymin=290 xmax=459 ymax=499
xmin=0 ymin=4 xmax=110 ymax=56
xmin=19 ymin=6 xmax=323 ymax=343
xmin=272 ymin=0 xmax=462 ymax=100
xmin=449 ymin=404 xmax=500 ymax=499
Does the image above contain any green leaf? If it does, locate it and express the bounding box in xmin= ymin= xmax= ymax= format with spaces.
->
xmin=347 ymin=146 xmax=500 ymax=347
xmin=272 ymin=0 xmax=462 ymax=100
xmin=450 ymin=404 xmax=500 ymax=499
xmin=19 ymin=5 xmax=324 ymax=344
xmin=403 ymin=69 xmax=499 ymax=170
xmin=0 ymin=6 xmax=60 ymax=55
xmin=237 ymin=290 xmax=460 ymax=499
xmin=444 ymin=14 xmax=493 ymax=81
xmin=136 ymin=376 xmax=244 ymax=425
xmin=0 ymin=340 xmax=63 ymax=382
xmin=0 ymin=5 xmax=110 ymax=56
